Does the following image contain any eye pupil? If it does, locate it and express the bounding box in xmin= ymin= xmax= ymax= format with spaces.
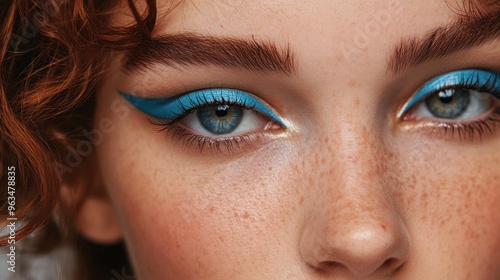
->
xmin=438 ymin=89 xmax=455 ymax=104
xmin=215 ymin=105 xmax=229 ymax=117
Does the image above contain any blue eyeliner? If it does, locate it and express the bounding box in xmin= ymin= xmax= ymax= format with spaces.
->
xmin=119 ymin=88 xmax=286 ymax=126
xmin=400 ymin=69 xmax=500 ymax=116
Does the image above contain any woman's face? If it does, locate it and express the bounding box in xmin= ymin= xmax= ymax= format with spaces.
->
xmin=92 ymin=0 xmax=500 ymax=278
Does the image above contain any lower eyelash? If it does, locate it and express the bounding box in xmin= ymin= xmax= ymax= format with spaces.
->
xmin=164 ymin=124 xmax=260 ymax=155
xmin=420 ymin=108 xmax=500 ymax=142
xmin=149 ymin=118 xmax=264 ymax=155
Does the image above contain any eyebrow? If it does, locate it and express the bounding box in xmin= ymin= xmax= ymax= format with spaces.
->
xmin=122 ymin=33 xmax=296 ymax=75
xmin=388 ymin=10 xmax=500 ymax=74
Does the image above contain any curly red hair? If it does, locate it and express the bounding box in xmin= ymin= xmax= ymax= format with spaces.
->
xmin=0 ymin=0 xmax=156 ymax=246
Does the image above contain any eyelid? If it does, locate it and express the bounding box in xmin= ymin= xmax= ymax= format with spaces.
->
xmin=398 ymin=69 xmax=500 ymax=117
xmin=119 ymin=88 xmax=286 ymax=127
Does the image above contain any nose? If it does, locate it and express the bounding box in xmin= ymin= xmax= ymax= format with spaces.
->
xmin=299 ymin=144 xmax=411 ymax=277
xmin=300 ymin=203 xmax=410 ymax=276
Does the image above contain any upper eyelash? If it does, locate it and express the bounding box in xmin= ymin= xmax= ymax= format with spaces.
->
xmin=398 ymin=69 xmax=500 ymax=117
xmin=120 ymin=88 xmax=285 ymax=126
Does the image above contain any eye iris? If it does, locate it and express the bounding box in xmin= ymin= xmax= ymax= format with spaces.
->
xmin=197 ymin=105 xmax=244 ymax=134
xmin=424 ymin=88 xmax=470 ymax=119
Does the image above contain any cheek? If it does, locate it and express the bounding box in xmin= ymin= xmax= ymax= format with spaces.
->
xmin=100 ymin=153 xmax=300 ymax=278
xmin=396 ymin=142 xmax=500 ymax=275
xmin=94 ymin=97 xmax=303 ymax=278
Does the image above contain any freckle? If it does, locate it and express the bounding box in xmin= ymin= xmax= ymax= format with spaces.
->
xmin=421 ymin=192 xmax=428 ymax=206
xmin=209 ymin=206 xmax=215 ymax=213
xmin=294 ymin=185 xmax=300 ymax=195
xmin=299 ymin=196 xmax=304 ymax=206
xmin=348 ymin=80 xmax=358 ymax=88
xmin=354 ymin=97 xmax=360 ymax=106
xmin=327 ymin=145 xmax=334 ymax=155
xmin=465 ymin=203 xmax=471 ymax=211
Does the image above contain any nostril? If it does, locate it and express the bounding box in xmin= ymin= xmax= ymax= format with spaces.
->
xmin=382 ymin=257 xmax=396 ymax=268
xmin=380 ymin=257 xmax=405 ymax=275
xmin=322 ymin=260 xmax=337 ymax=267
xmin=314 ymin=257 xmax=404 ymax=276
xmin=315 ymin=260 xmax=348 ymax=274
xmin=320 ymin=260 xmax=345 ymax=270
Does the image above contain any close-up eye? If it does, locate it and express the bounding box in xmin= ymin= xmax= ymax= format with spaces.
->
xmin=399 ymin=69 xmax=500 ymax=138
xmin=180 ymin=103 xmax=272 ymax=136
xmin=120 ymin=88 xmax=285 ymax=152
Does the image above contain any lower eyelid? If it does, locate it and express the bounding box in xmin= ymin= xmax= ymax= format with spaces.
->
xmin=165 ymin=124 xmax=281 ymax=156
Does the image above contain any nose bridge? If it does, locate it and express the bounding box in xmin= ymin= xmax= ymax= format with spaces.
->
xmin=299 ymin=121 xmax=410 ymax=276
xmin=320 ymin=117 xmax=388 ymax=196
xmin=311 ymin=117 xmax=394 ymax=226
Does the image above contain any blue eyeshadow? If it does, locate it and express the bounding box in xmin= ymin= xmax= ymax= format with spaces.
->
xmin=120 ymin=88 xmax=285 ymax=127
xmin=400 ymin=69 xmax=500 ymax=115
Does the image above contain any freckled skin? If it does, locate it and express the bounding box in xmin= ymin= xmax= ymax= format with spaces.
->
xmin=93 ymin=0 xmax=500 ymax=279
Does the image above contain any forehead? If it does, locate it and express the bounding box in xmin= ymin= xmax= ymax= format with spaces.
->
xmin=155 ymin=0 xmax=455 ymax=36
